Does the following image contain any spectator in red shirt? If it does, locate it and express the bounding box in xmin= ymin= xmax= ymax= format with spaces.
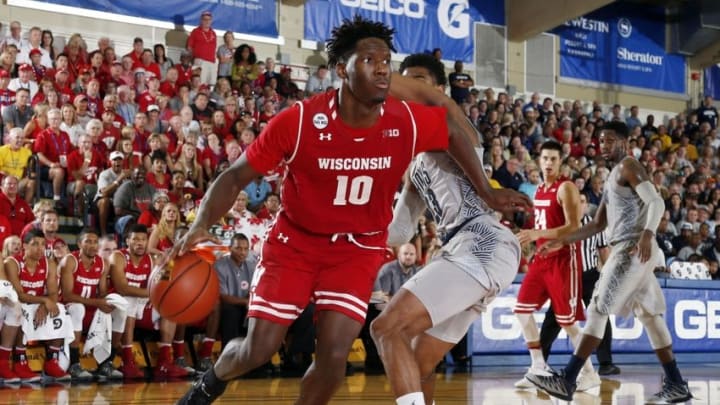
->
xmin=0 ymin=175 xmax=34 ymax=236
xmin=138 ymin=75 xmax=159 ymax=113
xmin=131 ymin=111 xmax=151 ymax=156
xmin=137 ymin=191 xmax=168 ymax=231
xmin=125 ymin=37 xmax=144 ymax=66
xmin=202 ymin=132 xmax=226 ymax=179
xmin=67 ymin=132 xmax=103 ymax=217
xmin=160 ymin=66 xmax=179 ymax=98
xmin=145 ymin=150 xmax=171 ymax=194
xmin=137 ymin=49 xmax=161 ymax=79
xmin=34 ymin=108 xmax=72 ymax=205
xmin=187 ymin=11 xmax=217 ymax=86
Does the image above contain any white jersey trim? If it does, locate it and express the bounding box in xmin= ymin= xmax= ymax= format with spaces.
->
xmin=285 ymin=101 xmax=304 ymax=165
xmin=400 ymin=100 xmax=418 ymax=160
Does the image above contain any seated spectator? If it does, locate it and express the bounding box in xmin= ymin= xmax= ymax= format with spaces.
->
xmin=0 ymin=128 xmax=34 ymax=203
xmin=66 ymin=133 xmax=104 ymax=218
xmin=202 ymin=133 xmax=226 ymax=179
xmin=492 ymin=157 xmax=523 ymax=190
xmin=213 ymin=233 xmax=256 ymax=346
xmin=255 ymin=192 xmax=281 ymax=224
xmin=8 ymin=64 xmax=38 ymax=99
xmin=167 ymin=170 xmax=200 ymax=219
xmin=145 ymin=150 xmax=171 ymax=193
xmin=174 ymin=142 xmax=204 ymax=192
xmin=677 ymin=231 xmax=705 ymax=261
xmin=0 ymin=175 xmax=34 ymax=237
xmin=147 ymin=202 xmax=180 ymax=255
xmin=95 ymin=151 xmax=130 ymax=235
xmin=137 ymin=191 xmax=169 ymax=231
xmin=113 ymin=167 xmax=156 ymax=236
xmin=2 ymin=88 xmax=32 ymax=134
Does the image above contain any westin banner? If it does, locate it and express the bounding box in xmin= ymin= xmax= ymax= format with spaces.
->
xmin=304 ymin=0 xmax=505 ymax=63
xmin=38 ymin=0 xmax=278 ymax=37
xmin=554 ymin=3 xmax=685 ymax=94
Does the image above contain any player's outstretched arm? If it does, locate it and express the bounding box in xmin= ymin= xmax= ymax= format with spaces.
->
xmin=389 ymin=74 xmax=532 ymax=213
xmin=176 ymin=155 xmax=262 ymax=256
xmin=538 ymin=201 xmax=608 ymax=256
xmin=621 ymin=157 xmax=663 ymax=263
xmin=387 ymin=181 xmax=426 ymax=247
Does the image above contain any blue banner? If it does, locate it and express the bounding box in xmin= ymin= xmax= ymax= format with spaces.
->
xmin=472 ymin=283 xmax=720 ymax=354
xmin=553 ymin=3 xmax=685 ymax=94
xmin=304 ymin=0 xmax=505 ymax=63
xmin=39 ymin=0 xmax=278 ymax=38
xmin=704 ymin=65 xmax=720 ymax=100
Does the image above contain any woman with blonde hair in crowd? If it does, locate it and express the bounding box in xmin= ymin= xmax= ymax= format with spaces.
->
xmin=60 ymin=103 xmax=84 ymax=146
xmin=147 ymin=202 xmax=181 ymax=255
xmin=23 ymin=103 xmax=49 ymax=142
xmin=117 ymin=131 xmax=141 ymax=170
xmin=174 ymin=143 xmax=204 ymax=192
xmin=2 ymin=235 xmax=21 ymax=258
xmin=0 ymin=51 xmax=17 ymax=76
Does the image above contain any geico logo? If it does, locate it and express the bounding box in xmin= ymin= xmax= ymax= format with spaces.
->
xmin=674 ymin=300 xmax=720 ymax=340
xmin=340 ymin=0 xmax=425 ymax=18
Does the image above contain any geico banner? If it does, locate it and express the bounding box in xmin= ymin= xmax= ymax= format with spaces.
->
xmin=471 ymin=284 xmax=720 ymax=354
xmin=304 ymin=0 xmax=505 ymax=63
xmin=553 ymin=2 xmax=685 ymax=94
xmin=38 ymin=0 xmax=278 ymax=37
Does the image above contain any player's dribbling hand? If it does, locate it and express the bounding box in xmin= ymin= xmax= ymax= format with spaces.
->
xmin=536 ymin=239 xmax=565 ymax=257
xmin=162 ymin=226 xmax=223 ymax=270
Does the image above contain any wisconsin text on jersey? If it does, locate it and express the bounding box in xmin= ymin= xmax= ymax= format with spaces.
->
xmin=318 ymin=156 xmax=392 ymax=170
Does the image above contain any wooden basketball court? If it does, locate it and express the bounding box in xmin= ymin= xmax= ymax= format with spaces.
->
xmin=0 ymin=364 xmax=716 ymax=404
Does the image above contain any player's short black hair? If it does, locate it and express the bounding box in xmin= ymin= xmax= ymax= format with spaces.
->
xmin=78 ymin=227 xmax=98 ymax=242
xmin=399 ymin=53 xmax=447 ymax=87
xmin=602 ymin=121 xmax=630 ymax=139
xmin=231 ymin=233 xmax=249 ymax=244
xmin=326 ymin=15 xmax=396 ymax=68
xmin=540 ymin=140 xmax=563 ymax=154
xmin=125 ymin=224 xmax=148 ymax=240
xmin=23 ymin=229 xmax=45 ymax=244
xmin=150 ymin=150 xmax=166 ymax=164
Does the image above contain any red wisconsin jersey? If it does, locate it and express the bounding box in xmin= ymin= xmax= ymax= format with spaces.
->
xmin=246 ymin=90 xmax=448 ymax=237
xmin=68 ymin=251 xmax=104 ymax=300
xmin=534 ymin=179 xmax=571 ymax=255
xmin=10 ymin=255 xmax=50 ymax=296
xmin=120 ymin=249 xmax=152 ymax=288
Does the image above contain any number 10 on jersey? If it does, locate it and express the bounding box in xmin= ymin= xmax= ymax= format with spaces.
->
xmin=333 ymin=175 xmax=373 ymax=206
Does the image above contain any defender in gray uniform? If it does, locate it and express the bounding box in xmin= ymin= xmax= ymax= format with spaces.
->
xmin=370 ymin=53 xmax=527 ymax=405
xmin=528 ymin=122 xmax=692 ymax=404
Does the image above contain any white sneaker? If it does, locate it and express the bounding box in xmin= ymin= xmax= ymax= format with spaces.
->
xmin=576 ymin=370 xmax=601 ymax=392
xmin=514 ymin=367 xmax=551 ymax=389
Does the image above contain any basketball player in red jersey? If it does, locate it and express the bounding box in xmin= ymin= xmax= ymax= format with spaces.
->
xmin=59 ymin=228 xmax=125 ymax=380
xmin=108 ymin=224 xmax=187 ymax=380
xmin=513 ymin=141 xmax=600 ymax=391
xmin=4 ymin=229 xmax=69 ymax=381
xmin=0 ymin=252 xmax=23 ymax=383
xmin=175 ymin=16 xmax=531 ymax=405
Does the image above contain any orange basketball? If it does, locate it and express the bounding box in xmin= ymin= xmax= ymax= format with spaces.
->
xmin=149 ymin=251 xmax=219 ymax=324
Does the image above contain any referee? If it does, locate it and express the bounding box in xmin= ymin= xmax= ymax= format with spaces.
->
xmin=539 ymin=194 xmax=621 ymax=376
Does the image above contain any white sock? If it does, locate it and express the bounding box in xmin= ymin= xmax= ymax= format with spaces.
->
xmin=529 ymin=348 xmax=546 ymax=370
xmin=396 ymin=392 xmax=425 ymax=405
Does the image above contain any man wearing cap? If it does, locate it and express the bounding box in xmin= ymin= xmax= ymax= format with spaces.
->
xmin=28 ymin=49 xmax=47 ymax=82
xmin=96 ymin=151 xmax=130 ymax=235
xmin=85 ymin=78 xmax=102 ymax=118
xmin=0 ymin=69 xmax=17 ymax=113
xmin=187 ymin=11 xmax=218 ymax=87
xmin=73 ymin=94 xmax=93 ymax=128
xmin=125 ymin=37 xmax=145 ymax=66
xmin=8 ymin=64 xmax=38 ymax=99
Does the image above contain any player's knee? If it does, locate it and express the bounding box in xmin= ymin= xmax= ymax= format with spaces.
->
xmin=638 ymin=313 xmax=672 ymax=350
xmin=584 ymin=303 xmax=609 ymax=339
xmin=369 ymin=314 xmax=396 ymax=344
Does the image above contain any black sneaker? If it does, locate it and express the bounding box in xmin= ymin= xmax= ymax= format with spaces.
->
xmin=526 ymin=369 xmax=577 ymax=401
xmin=176 ymin=371 xmax=227 ymax=405
xmin=646 ymin=377 xmax=693 ymax=404
xmin=598 ymin=363 xmax=621 ymax=376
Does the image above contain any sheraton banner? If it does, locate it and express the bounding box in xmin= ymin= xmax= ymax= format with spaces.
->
xmin=553 ymin=3 xmax=685 ymax=94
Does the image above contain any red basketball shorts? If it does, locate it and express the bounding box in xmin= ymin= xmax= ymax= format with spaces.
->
xmin=514 ymin=244 xmax=585 ymax=325
xmin=248 ymin=219 xmax=386 ymax=326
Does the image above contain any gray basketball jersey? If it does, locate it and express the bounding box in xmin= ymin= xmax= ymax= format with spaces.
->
xmin=409 ymin=149 xmax=494 ymax=241
xmin=603 ymin=162 xmax=649 ymax=245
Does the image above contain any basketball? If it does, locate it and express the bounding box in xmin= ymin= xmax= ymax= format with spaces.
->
xmin=149 ymin=251 xmax=220 ymax=324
